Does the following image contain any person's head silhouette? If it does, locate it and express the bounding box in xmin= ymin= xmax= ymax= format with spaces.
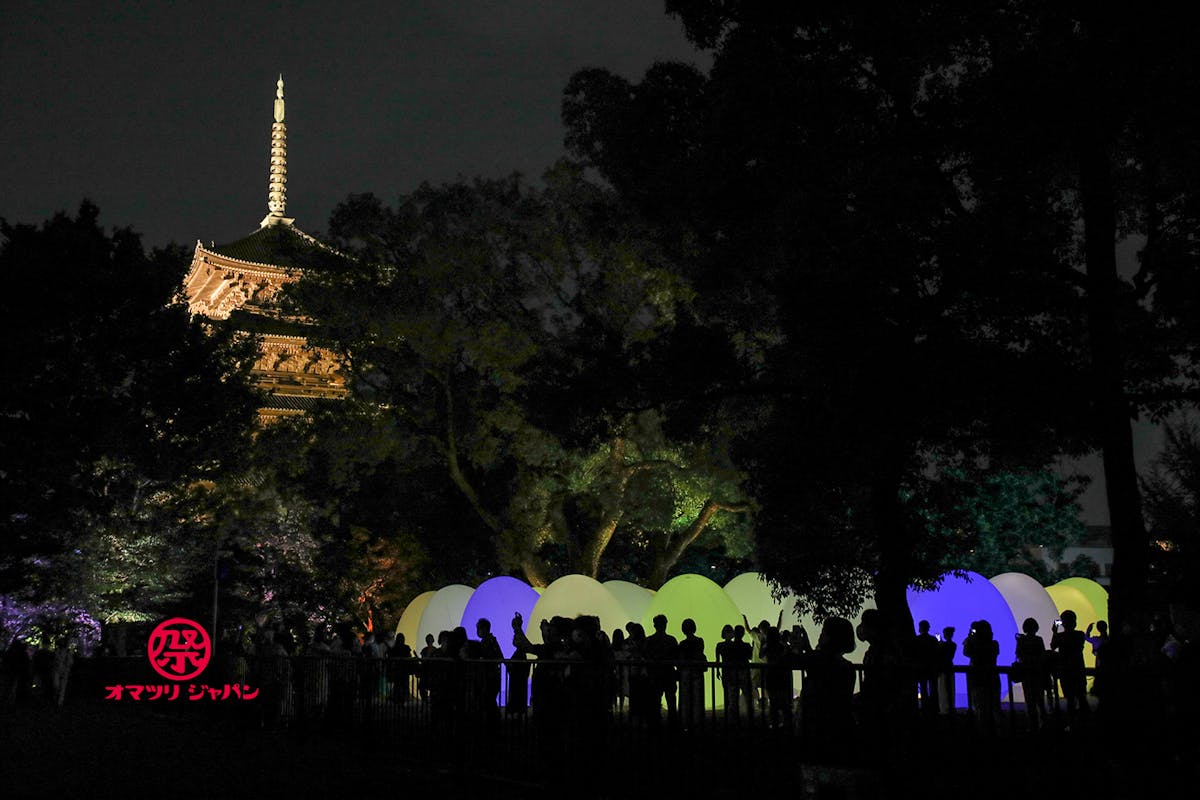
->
xmin=681 ymin=618 xmax=697 ymax=637
xmin=653 ymin=614 xmax=668 ymax=633
xmin=1061 ymin=610 xmax=1078 ymax=631
xmin=1022 ymin=617 xmax=1039 ymax=635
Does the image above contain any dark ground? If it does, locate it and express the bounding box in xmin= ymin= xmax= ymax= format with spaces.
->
xmin=0 ymin=700 xmax=1192 ymax=799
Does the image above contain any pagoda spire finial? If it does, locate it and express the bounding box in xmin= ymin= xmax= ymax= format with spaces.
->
xmin=262 ymin=74 xmax=291 ymax=227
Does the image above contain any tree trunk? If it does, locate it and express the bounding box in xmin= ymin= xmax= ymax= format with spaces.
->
xmin=1079 ymin=130 xmax=1148 ymax=627
xmin=648 ymin=499 xmax=749 ymax=589
xmin=576 ymin=437 xmax=630 ymax=578
xmin=871 ymin=459 xmax=916 ymax=642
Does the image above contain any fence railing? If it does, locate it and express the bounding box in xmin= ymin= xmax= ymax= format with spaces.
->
xmin=65 ymin=654 xmax=1091 ymax=739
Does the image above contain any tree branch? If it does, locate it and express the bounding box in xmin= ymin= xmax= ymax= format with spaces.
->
xmin=439 ymin=378 xmax=502 ymax=534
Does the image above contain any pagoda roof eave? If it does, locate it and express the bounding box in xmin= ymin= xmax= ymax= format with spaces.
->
xmin=192 ymin=240 xmax=300 ymax=276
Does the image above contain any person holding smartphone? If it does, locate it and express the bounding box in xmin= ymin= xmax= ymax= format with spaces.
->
xmin=1051 ymin=610 xmax=1089 ymax=730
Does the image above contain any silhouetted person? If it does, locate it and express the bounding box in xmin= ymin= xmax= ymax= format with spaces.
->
xmin=795 ymin=618 xmax=856 ymax=758
xmin=507 ymin=613 xmax=532 ymax=715
xmin=912 ymin=619 xmax=940 ymax=715
xmin=1015 ymin=617 xmax=1049 ymax=731
xmin=677 ymin=618 xmax=706 ymax=731
xmin=623 ymin=622 xmax=651 ymax=724
xmin=1051 ymin=610 xmax=1090 ymax=729
xmin=717 ymin=624 xmax=753 ymax=724
xmin=762 ymin=625 xmax=793 ymax=729
xmin=610 ymin=628 xmax=631 ymax=713
xmin=963 ymin=619 xmax=1000 ymax=733
xmin=1085 ymin=620 xmax=1109 ymax=699
xmin=388 ymin=631 xmax=414 ymax=703
xmin=937 ymin=627 xmax=957 ymax=714
xmin=471 ymin=618 xmax=503 ymax=726
xmin=856 ymin=608 xmax=908 ymax=737
xmin=643 ymin=614 xmax=679 ymax=729
xmin=418 ymin=633 xmax=437 ymax=700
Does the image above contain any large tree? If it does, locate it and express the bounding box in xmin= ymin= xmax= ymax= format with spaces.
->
xmin=0 ymin=202 xmax=259 ymax=621
xmin=282 ymin=166 xmax=754 ymax=587
xmin=560 ymin=2 xmax=1200 ymax=631
xmin=562 ymin=1 xmax=1200 ymax=630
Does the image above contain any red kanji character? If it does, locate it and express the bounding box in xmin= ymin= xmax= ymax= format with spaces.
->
xmin=207 ymin=685 xmax=230 ymax=700
xmin=104 ymin=685 xmax=124 ymax=700
xmin=165 ymin=684 xmax=179 ymax=700
xmin=188 ymin=684 xmax=206 ymax=700
xmin=240 ymin=684 xmax=259 ymax=700
xmin=126 ymin=685 xmax=145 ymax=701
xmin=227 ymin=684 xmax=242 ymax=699
xmin=148 ymin=686 xmax=165 ymax=700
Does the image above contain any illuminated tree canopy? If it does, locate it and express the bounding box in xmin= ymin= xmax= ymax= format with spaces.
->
xmin=281 ymin=165 xmax=755 ymax=588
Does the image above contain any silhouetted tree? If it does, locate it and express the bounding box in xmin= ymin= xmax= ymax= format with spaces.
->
xmin=0 ymin=202 xmax=258 ymax=617
xmin=1142 ymin=421 xmax=1200 ymax=604
xmin=563 ymin=1 xmax=1200 ymax=630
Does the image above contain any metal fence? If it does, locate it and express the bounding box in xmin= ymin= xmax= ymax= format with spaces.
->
xmin=69 ymin=654 xmax=1086 ymax=737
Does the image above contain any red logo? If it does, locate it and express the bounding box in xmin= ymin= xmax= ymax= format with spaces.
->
xmin=147 ymin=617 xmax=212 ymax=681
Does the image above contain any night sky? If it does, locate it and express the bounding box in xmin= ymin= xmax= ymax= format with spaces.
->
xmin=0 ymin=1 xmax=705 ymax=247
xmin=0 ymin=1 xmax=1173 ymax=523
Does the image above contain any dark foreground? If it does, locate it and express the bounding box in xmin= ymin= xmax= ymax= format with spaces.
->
xmin=0 ymin=700 xmax=1192 ymax=799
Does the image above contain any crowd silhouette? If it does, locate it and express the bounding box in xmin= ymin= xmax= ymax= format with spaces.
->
xmin=4 ymin=603 xmax=1195 ymax=766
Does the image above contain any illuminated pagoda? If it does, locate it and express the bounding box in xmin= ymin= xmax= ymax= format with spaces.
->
xmin=181 ymin=77 xmax=347 ymax=422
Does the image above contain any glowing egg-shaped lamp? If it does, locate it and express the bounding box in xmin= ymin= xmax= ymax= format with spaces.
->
xmin=723 ymin=571 xmax=875 ymax=697
xmin=907 ymin=572 xmax=1019 ymax=704
xmin=416 ymin=584 xmax=476 ymax=650
xmin=989 ymin=572 xmax=1061 ymax=703
xmin=525 ymin=575 xmax=628 ymax=645
xmin=604 ymin=580 xmax=655 ymax=630
xmin=724 ymin=571 xmax=804 ymax=695
xmin=395 ymin=590 xmax=437 ymax=650
xmin=459 ymin=576 xmax=540 ymax=708
xmin=1055 ymin=577 xmax=1109 ymax=629
xmin=989 ymin=573 xmax=1061 ymax=638
xmin=644 ymin=573 xmax=744 ymax=709
xmin=1044 ymin=583 xmax=1100 ymax=632
xmin=459 ymin=576 xmax=540 ymax=659
xmin=723 ymin=573 xmax=804 ymax=632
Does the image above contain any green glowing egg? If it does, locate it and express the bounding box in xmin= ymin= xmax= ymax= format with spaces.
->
xmin=723 ymin=572 xmax=803 ymax=632
xmin=1045 ymin=582 xmax=1101 ymax=674
xmin=644 ymin=573 xmax=744 ymax=709
xmin=604 ymin=580 xmax=655 ymax=627
xmin=1055 ymin=577 xmax=1109 ymax=630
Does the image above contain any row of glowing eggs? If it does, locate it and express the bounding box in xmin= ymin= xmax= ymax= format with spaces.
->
xmin=396 ymin=571 xmax=1107 ymax=706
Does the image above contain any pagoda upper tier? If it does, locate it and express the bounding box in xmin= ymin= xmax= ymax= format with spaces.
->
xmin=181 ymin=77 xmax=347 ymax=422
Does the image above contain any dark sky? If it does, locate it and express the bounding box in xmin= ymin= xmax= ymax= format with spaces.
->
xmin=0 ymin=1 xmax=1176 ymax=524
xmin=1 ymin=1 xmax=706 ymax=247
